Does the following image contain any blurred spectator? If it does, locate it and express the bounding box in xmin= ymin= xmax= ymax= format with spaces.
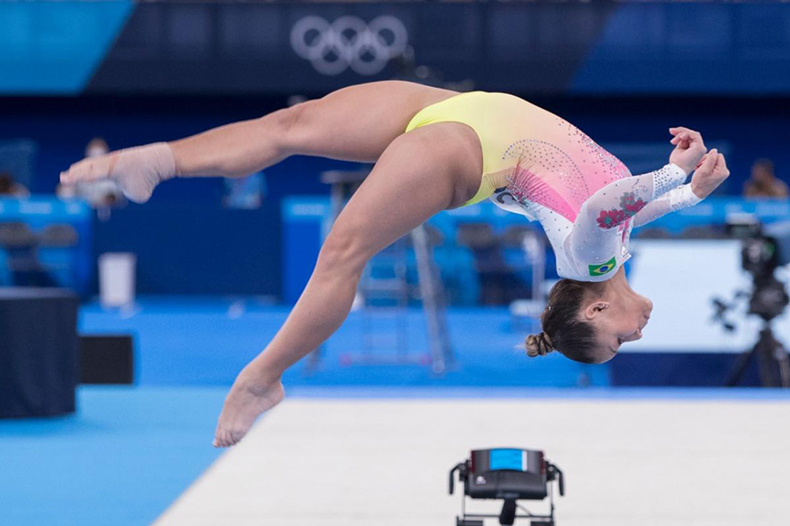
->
xmin=57 ymin=138 xmax=125 ymax=218
xmin=0 ymin=171 xmax=30 ymax=198
xmin=743 ymin=159 xmax=788 ymax=198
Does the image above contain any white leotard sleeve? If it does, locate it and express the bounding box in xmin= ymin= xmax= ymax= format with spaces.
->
xmin=563 ymin=163 xmax=688 ymax=280
xmin=632 ymin=183 xmax=703 ymax=228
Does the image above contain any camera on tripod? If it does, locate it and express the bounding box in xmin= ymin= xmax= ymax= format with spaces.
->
xmin=712 ymin=214 xmax=790 ymax=387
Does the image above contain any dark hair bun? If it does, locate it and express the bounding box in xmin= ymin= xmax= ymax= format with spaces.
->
xmin=525 ymin=332 xmax=554 ymax=357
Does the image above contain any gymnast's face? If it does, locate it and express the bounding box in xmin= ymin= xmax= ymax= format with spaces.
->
xmin=582 ymin=290 xmax=653 ymax=364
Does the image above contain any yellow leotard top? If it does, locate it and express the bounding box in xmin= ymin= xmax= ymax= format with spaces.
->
xmin=406 ymin=91 xmax=539 ymax=206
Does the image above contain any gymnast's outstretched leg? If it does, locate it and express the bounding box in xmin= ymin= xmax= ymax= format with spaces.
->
xmin=59 ymin=81 xmax=457 ymax=199
xmin=212 ymin=122 xmax=482 ymax=447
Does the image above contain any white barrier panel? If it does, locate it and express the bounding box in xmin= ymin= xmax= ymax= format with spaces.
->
xmin=627 ymin=240 xmax=789 ymax=352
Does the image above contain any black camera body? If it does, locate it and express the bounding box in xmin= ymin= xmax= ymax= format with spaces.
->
xmin=726 ymin=215 xmax=789 ymax=321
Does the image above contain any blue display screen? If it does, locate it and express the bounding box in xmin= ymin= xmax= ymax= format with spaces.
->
xmin=489 ymin=449 xmax=527 ymax=472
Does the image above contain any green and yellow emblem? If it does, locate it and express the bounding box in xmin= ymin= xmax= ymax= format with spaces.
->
xmin=589 ymin=257 xmax=616 ymax=277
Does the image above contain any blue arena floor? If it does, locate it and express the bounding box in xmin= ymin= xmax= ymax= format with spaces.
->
xmin=77 ymin=298 xmax=609 ymax=388
xmin=0 ymin=387 xmax=226 ymax=526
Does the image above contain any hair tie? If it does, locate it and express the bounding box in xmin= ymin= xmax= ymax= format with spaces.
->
xmin=525 ymin=331 xmax=555 ymax=357
xmin=540 ymin=332 xmax=553 ymax=351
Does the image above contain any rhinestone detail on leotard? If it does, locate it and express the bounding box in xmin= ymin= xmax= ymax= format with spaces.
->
xmin=651 ymin=164 xmax=685 ymax=198
xmin=499 ymin=118 xmax=631 ymax=222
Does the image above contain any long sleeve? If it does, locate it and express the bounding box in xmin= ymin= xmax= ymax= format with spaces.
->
xmin=567 ymin=164 xmax=687 ymax=267
xmin=632 ymin=183 xmax=703 ymax=228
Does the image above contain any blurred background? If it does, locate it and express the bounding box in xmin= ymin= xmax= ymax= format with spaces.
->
xmin=1 ymin=1 xmax=789 ymax=526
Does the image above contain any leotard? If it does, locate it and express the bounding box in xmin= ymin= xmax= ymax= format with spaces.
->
xmin=405 ymin=91 xmax=701 ymax=282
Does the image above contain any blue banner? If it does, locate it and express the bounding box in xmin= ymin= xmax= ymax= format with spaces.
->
xmin=0 ymin=1 xmax=133 ymax=94
xmin=5 ymin=2 xmax=790 ymax=95
xmin=0 ymin=197 xmax=93 ymax=294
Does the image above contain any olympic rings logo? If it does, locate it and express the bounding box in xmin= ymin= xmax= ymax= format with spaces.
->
xmin=290 ymin=15 xmax=409 ymax=76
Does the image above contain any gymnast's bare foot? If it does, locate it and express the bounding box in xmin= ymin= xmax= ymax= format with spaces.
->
xmin=213 ymin=370 xmax=285 ymax=448
xmin=59 ymin=142 xmax=176 ymax=204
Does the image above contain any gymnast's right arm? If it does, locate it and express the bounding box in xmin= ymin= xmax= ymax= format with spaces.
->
xmin=566 ymin=162 xmax=689 ymax=265
xmin=59 ymin=113 xmax=289 ymax=203
xmin=632 ymin=149 xmax=729 ymax=227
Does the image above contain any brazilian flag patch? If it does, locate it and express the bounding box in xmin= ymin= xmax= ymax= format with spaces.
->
xmin=589 ymin=257 xmax=617 ymax=277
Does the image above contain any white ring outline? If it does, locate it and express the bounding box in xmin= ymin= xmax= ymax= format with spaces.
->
xmin=290 ymin=15 xmax=409 ymax=76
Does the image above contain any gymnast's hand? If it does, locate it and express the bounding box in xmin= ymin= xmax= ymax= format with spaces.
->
xmin=59 ymin=142 xmax=177 ymax=204
xmin=690 ymin=148 xmax=730 ymax=199
xmin=668 ymin=126 xmax=707 ymax=176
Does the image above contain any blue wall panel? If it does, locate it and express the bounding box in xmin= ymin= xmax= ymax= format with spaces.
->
xmin=573 ymin=4 xmax=790 ymax=94
xmin=0 ymin=1 xmax=134 ymax=94
xmin=3 ymin=2 xmax=790 ymax=96
xmin=93 ymin=203 xmax=281 ymax=296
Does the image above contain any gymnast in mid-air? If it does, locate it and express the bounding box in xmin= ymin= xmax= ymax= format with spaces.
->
xmin=60 ymin=81 xmax=730 ymax=447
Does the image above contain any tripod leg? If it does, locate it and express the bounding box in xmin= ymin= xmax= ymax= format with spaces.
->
xmin=755 ymin=329 xmax=790 ymax=388
xmin=756 ymin=335 xmax=776 ymax=387
xmin=771 ymin=338 xmax=790 ymax=388
xmin=726 ymin=348 xmax=755 ymax=387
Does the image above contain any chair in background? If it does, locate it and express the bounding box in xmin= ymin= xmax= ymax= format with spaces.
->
xmin=38 ymin=224 xmax=81 ymax=287
xmin=501 ymin=224 xmax=546 ymax=298
xmin=0 ymin=222 xmax=54 ymax=287
xmin=500 ymin=225 xmax=547 ymax=332
xmin=457 ymin=223 xmax=511 ymax=305
xmin=40 ymin=224 xmax=79 ymax=247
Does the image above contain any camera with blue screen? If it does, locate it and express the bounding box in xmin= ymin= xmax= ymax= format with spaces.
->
xmin=449 ymin=448 xmax=564 ymax=526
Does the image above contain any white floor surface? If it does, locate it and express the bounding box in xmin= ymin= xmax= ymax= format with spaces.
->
xmin=154 ymin=396 xmax=790 ymax=526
